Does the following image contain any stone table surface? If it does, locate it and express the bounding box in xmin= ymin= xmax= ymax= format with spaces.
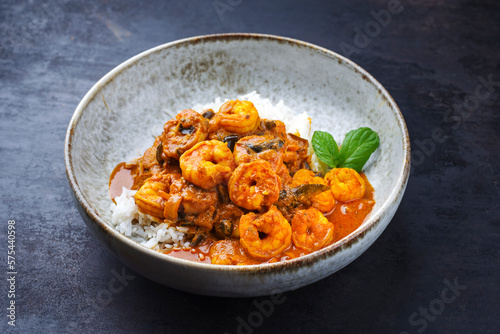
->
xmin=1 ymin=0 xmax=499 ymax=333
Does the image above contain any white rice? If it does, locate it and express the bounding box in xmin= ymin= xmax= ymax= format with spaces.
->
xmin=191 ymin=91 xmax=312 ymax=140
xmin=111 ymin=92 xmax=320 ymax=250
xmin=110 ymin=187 xmax=190 ymax=250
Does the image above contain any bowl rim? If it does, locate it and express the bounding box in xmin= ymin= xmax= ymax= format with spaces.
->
xmin=65 ymin=32 xmax=411 ymax=273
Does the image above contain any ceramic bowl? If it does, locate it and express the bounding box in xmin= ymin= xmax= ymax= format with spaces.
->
xmin=65 ymin=33 xmax=410 ymax=297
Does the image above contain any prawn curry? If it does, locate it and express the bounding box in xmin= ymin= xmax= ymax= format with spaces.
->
xmin=109 ymin=100 xmax=375 ymax=265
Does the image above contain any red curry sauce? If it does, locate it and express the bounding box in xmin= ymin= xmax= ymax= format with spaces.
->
xmin=109 ymin=162 xmax=134 ymax=200
xmin=109 ymin=101 xmax=376 ymax=265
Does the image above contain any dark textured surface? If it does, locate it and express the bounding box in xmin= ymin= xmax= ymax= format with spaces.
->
xmin=1 ymin=0 xmax=499 ymax=333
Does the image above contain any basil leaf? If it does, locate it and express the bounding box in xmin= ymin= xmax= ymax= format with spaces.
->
xmin=312 ymin=131 xmax=340 ymax=168
xmin=338 ymin=127 xmax=380 ymax=172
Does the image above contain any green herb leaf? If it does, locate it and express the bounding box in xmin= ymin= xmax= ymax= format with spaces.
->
xmin=338 ymin=127 xmax=380 ymax=172
xmin=312 ymin=131 xmax=340 ymax=168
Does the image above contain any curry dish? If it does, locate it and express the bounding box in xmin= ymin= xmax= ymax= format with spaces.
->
xmin=109 ymin=100 xmax=375 ymax=265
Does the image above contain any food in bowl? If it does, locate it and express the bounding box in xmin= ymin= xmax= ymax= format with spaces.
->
xmin=109 ymin=93 xmax=379 ymax=265
xmin=65 ymin=34 xmax=410 ymax=296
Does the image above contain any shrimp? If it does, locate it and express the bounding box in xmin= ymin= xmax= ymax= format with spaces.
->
xmin=134 ymin=179 xmax=170 ymax=218
xmin=291 ymin=207 xmax=334 ymax=252
xmin=239 ymin=206 xmax=292 ymax=260
xmin=228 ymin=159 xmax=282 ymax=211
xmin=282 ymin=133 xmax=310 ymax=174
xmin=233 ymin=135 xmax=285 ymax=171
xmin=166 ymin=174 xmax=218 ymax=216
xmin=292 ymin=169 xmax=335 ymax=213
xmin=324 ymin=167 xmax=365 ymax=203
xmin=161 ymin=174 xmax=218 ymax=229
xmin=209 ymin=239 xmax=259 ymax=265
xmin=217 ymin=100 xmax=260 ymax=134
xmin=260 ymin=119 xmax=287 ymax=142
xmin=161 ymin=109 xmax=208 ymax=159
xmin=276 ymin=162 xmax=293 ymax=185
xmin=291 ymin=169 xmax=316 ymax=185
xmin=140 ymin=137 xmax=163 ymax=169
xmin=179 ymin=140 xmax=236 ymax=189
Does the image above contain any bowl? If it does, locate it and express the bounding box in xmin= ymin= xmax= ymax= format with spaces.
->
xmin=65 ymin=33 xmax=410 ymax=297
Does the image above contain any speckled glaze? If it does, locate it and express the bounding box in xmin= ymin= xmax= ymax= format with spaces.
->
xmin=65 ymin=33 xmax=410 ymax=297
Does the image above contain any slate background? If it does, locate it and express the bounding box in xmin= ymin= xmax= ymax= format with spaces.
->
xmin=1 ymin=0 xmax=499 ymax=333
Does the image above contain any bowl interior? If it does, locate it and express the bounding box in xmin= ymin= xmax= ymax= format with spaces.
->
xmin=68 ymin=34 xmax=408 ymax=258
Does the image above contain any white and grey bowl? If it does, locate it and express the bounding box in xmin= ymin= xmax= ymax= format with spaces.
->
xmin=65 ymin=33 xmax=410 ymax=297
